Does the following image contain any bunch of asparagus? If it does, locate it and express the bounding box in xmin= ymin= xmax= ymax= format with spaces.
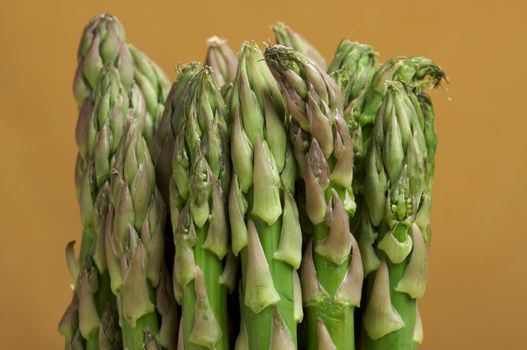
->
xmin=60 ymin=13 xmax=444 ymax=350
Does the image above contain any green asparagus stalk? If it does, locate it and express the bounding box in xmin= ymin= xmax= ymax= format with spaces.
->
xmin=62 ymin=13 xmax=172 ymax=350
xmin=205 ymin=36 xmax=238 ymax=88
xmin=170 ymin=65 xmax=231 ymax=350
xmin=105 ymin=118 xmax=170 ymax=349
xmin=361 ymin=81 xmax=433 ymax=349
xmin=60 ymin=64 xmax=134 ymax=350
xmin=272 ymin=22 xmax=327 ymax=70
xmin=228 ymin=43 xmax=302 ymax=350
xmin=265 ymin=45 xmax=363 ymax=350
xmin=353 ymin=56 xmax=444 ymax=279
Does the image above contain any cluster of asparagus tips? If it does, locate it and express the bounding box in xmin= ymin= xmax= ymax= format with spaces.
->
xmin=61 ymin=13 xmax=445 ymax=350
xmin=228 ymin=43 xmax=302 ymax=350
xmin=264 ymin=45 xmax=364 ymax=350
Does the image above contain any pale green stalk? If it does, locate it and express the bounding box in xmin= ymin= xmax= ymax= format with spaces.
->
xmin=354 ymin=55 xmax=444 ymax=284
xmin=60 ymin=64 xmax=133 ymax=350
xmin=229 ymin=43 xmax=302 ymax=350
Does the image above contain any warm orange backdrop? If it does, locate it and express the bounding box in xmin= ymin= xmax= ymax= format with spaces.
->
xmin=1 ymin=1 xmax=526 ymax=349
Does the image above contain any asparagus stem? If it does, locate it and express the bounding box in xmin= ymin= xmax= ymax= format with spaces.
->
xmin=265 ymin=45 xmax=363 ymax=350
xmin=181 ymin=225 xmax=228 ymax=350
xmin=360 ymin=81 xmax=437 ymax=348
xmin=363 ymin=259 xmax=416 ymax=350
xmin=62 ymin=13 xmax=171 ymax=350
xmin=66 ymin=13 xmax=135 ymax=347
xmin=104 ymin=119 xmax=168 ymax=349
xmin=170 ymin=66 xmax=230 ymax=350
xmin=230 ymin=43 xmax=301 ymax=349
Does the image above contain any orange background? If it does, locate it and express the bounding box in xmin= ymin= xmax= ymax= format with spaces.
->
xmin=1 ymin=1 xmax=526 ymax=349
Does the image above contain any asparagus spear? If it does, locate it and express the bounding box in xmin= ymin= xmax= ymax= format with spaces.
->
xmin=205 ymin=36 xmax=238 ymax=88
xmin=155 ymin=38 xmax=236 ymax=206
xmin=60 ymin=64 xmax=136 ymax=350
xmin=228 ymin=43 xmax=302 ymax=350
xmin=62 ymin=13 xmax=172 ymax=350
xmin=352 ymin=57 xmax=444 ymax=279
xmin=152 ymin=64 xmax=202 ymax=206
xmin=265 ymin=45 xmax=363 ymax=350
xmin=328 ymin=40 xmax=377 ymax=170
xmin=105 ymin=118 xmax=169 ymax=349
xmin=170 ymin=65 xmax=231 ymax=350
xmin=272 ymin=22 xmax=327 ymax=70
xmin=361 ymin=81 xmax=433 ymax=349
